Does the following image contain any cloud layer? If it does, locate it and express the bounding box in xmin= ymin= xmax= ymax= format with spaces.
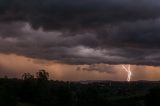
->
xmin=0 ymin=0 xmax=160 ymax=65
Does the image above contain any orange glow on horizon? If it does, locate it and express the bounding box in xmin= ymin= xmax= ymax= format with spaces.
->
xmin=0 ymin=53 xmax=160 ymax=81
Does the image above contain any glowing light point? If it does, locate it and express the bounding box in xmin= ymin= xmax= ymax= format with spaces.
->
xmin=122 ymin=64 xmax=132 ymax=82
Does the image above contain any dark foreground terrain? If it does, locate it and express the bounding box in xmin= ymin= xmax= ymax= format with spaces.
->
xmin=0 ymin=71 xmax=160 ymax=106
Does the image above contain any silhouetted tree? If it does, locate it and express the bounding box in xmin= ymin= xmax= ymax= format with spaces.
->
xmin=32 ymin=70 xmax=51 ymax=106
xmin=22 ymin=73 xmax=34 ymax=80
xmin=20 ymin=73 xmax=36 ymax=104
xmin=36 ymin=69 xmax=49 ymax=81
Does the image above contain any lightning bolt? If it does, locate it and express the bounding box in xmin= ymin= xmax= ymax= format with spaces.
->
xmin=122 ymin=65 xmax=132 ymax=82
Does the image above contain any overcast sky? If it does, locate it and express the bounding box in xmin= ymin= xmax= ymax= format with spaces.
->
xmin=0 ymin=0 xmax=160 ymax=80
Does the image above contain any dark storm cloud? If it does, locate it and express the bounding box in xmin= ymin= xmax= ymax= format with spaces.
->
xmin=0 ymin=0 xmax=160 ymax=30
xmin=97 ymin=19 xmax=160 ymax=49
xmin=0 ymin=0 xmax=160 ymax=66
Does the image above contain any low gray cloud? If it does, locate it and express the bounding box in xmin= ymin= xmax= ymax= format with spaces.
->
xmin=77 ymin=64 xmax=117 ymax=74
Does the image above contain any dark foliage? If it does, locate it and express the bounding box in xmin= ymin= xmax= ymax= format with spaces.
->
xmin=0 ymin=71 xmax=159 ymax=106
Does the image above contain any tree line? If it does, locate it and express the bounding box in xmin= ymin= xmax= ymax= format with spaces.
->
xmin=0 ymin=69 xmax=160 ymax=106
